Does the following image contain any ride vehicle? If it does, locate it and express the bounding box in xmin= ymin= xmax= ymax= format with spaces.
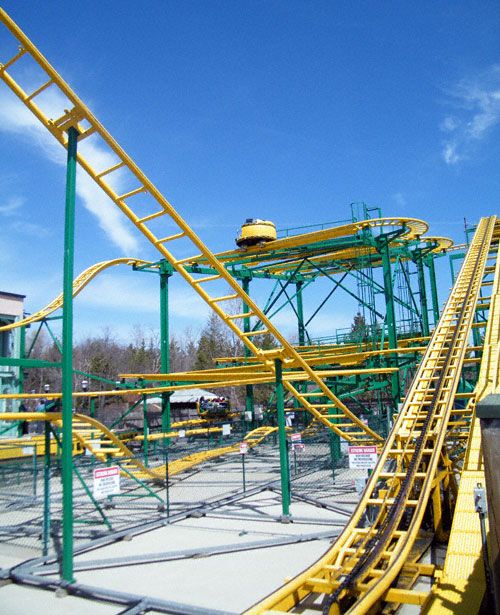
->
xmin=236 ymin=219 xmax=277 ymax=248
xmin=197 ymin=396 xmax=231 ymax=418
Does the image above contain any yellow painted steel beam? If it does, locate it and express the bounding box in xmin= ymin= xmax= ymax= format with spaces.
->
xmin=423 ymin=225 xmax=500 ymax=615
xmin=0 ymin=8 xmax=381 ymax=444
xmin=243 ymin=216 xmax=498 ymax=615
xmin=0 ymin=258 xmax=151 ymax=332
xmin=122 ymin=366 xmax=399 ymax=383
xmin=0 ymin=412 xmax=163 ymax=480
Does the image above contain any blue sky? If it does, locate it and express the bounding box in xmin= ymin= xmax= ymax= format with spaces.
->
xmin=0 ymin=1 xmax=499 ymax=345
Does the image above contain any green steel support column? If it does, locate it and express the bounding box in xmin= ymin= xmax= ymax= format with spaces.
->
xmin=143 ymin=395 xmax=149 ymax=467
xmin=415 ymin=252 xmax=430 ymax=336
xmin=425 ymin=255 xmax=440 ymax=326
xmin=90 ymin=396 xmax=96 ymax=469
xmin=18 ymin=325 xmax=26 ymax=394
xmin=296 ymin=281 xmax=306 ymax=347
xmin=42 ymin=421 xmax=51 ymax=556
xmin=329 ymin=431 xmax=338 ymax=483
xmin=62 ymin=126 xmax=78 ymax=584
xmin=275 ymin=359 xmax=290 ymax=519
xmin=160 ymin=263 xmax=172 ymax=435
xmin=378 ymin=238 xmax=400 ymax=406
xmin=242 ymin=277 xmax=254 ymax=423
xmin=295 ymin=281 xmax=308 ymax=425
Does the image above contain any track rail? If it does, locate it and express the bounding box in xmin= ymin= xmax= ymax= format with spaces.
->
xmin=243 ymin=216 xmax=498 ymax=615
xmin=0 ymin=8 xmax=383 ymax=445
xmin=423 ymin=223 xmax=500 ymax=613
xmin=0 ymin=411 xmax=161 ymax=480
xmin=0 ymin=258 xmax=150 ymax=332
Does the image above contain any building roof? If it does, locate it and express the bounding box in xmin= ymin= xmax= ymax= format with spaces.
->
xmin=147 ymin=388 xmax=218 ymax=405
xmin=0 ymin=291 xmax=26 ymax=299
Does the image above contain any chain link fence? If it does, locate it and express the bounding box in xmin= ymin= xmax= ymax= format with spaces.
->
xmin=0 ymin=418 xmax=381 ymax=560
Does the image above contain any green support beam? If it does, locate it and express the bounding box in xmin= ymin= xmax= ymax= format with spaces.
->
xmin=275 ymin=359 xmax=290 ymax=519
xmin=61 ymin=125 xmax=78 ymax=584
xmin=414 ymin=252 xmax=430 ymax=336
xmin=0 ymin=357 xmax=62 ymax=368
xmin=377 ymin=234 xmax=401 ymax=406
xmin=160 ymin=262 xmax=172 ymax=435
xmin=242 ymin=277 xmax=255 ymax=423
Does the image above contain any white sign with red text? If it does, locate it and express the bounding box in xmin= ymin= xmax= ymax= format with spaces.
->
xmin=348 ymin=446 xmax=378 ymax=470
xmin=93 ymin=466 xmax=120 ymax=499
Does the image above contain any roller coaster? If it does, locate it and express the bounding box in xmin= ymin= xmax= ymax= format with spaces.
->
xmin=0 ymin=8 xmax=497 ymax=615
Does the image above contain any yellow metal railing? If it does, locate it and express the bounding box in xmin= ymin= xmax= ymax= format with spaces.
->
xmin=0 ymin=8 xmax=386 ymax=444
xmin=243 ymin=216 xmax=498 ymax=615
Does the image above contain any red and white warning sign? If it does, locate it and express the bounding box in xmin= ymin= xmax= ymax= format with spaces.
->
xmin=348 ymin=446 xmax=378 ymax=470
xmin=93 ymin=466 xmax=120 ymax=499
xmin=239 ymin=442 xmax=249 ymax=455
xmin=290 ymin=433 xmax=304 ymax=451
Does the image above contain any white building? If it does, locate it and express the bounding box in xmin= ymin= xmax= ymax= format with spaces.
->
xmin=0 ymin=291 xmax=25 ymax=435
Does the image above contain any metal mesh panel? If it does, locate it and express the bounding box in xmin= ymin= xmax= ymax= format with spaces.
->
xmin=0 ymin=424 xmax=370 ymax=559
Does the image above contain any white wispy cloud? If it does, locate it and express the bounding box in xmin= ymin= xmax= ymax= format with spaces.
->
xmin=440 ymin=65 xmax=500 ymax=165
xmin=0 ymin=195 xmax=24 ymax=215
xmin=392 ymin=192 xmax=407 ymax=207
xmin=10 ymin=219 xmax=52 ymax=238
xmin=77 ymin=272 xmax=210 ymax=320
xmin=0 ymin=88 xmax=139 ymax=252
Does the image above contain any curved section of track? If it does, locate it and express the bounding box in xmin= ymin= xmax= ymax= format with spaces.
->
xmin=243 ymin=216 xmax=498 ymax=615
xmin=0 ymin=258 xmax=151 ymax=332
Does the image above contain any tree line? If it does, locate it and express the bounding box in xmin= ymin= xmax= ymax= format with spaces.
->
xmin=23 ymin=310 xmax=276 ymax=411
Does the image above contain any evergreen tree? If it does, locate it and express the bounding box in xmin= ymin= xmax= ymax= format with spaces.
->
xmin=193 ymin=312 xmax=230 ymax=370
xmin=350 ymin=312 xmax=369 ymax=343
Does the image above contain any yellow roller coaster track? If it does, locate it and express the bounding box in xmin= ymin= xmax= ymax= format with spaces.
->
xmin=0 ymin=409 xmax=280 ymax=479
xmin=0 ymin=411 xmax=162 ymax=480
xmin=150 ymin=425 xmax=281 ymax=477
xmin=0 ymin=258 xmax=150 ymax=332
xmin=184 ymin=232 xmax=453 ymax=275
xmin=243 ymin=216 xmax=499 ymax=615
xmin=423 ymin=224 xmax=500 ymax=614
xmin=0 ymin=8 xmax=386 ymax=445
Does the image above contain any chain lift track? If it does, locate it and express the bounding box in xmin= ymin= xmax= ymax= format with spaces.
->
xmin=0 ymin=8 xmax=392 ymax=444
xmin=423 ymin=223 xmax=500 ymax=613
xmin=1 ymin=11 xmax=498 ymax=615
xmin=242 ymin=216 xmax=499 ymax=615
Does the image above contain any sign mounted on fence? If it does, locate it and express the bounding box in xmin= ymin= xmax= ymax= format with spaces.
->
xmin=93 ymin=466 xmax=120 ymax=500
xmin=348 ymin=446 xmax=378 ymax=470
xmin=290 ymin=432 xmax=304 ymax=452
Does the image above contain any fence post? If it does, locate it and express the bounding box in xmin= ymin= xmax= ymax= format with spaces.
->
xmin=42 ymin=421 xmax=51 ymax=556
